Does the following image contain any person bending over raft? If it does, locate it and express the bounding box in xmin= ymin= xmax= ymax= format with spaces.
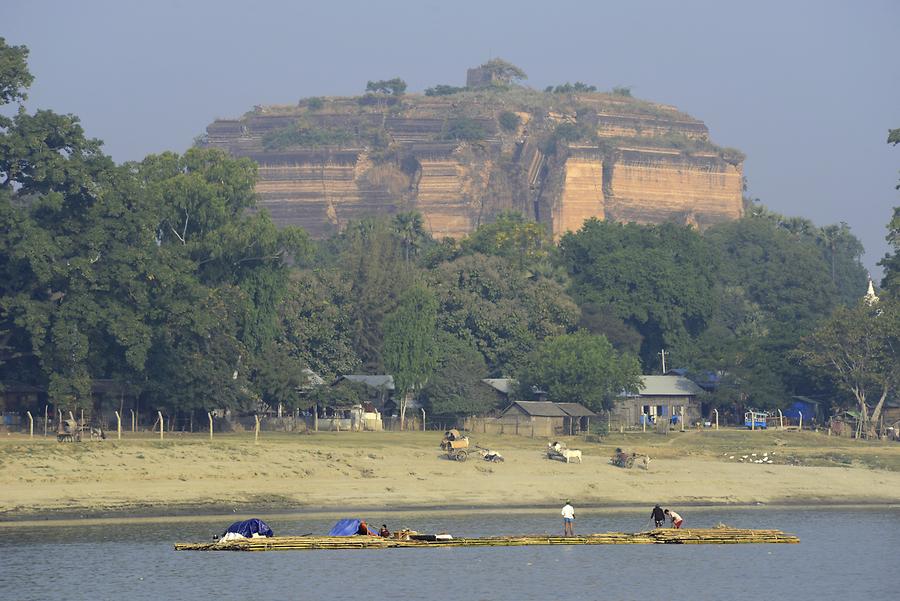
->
xmin=379 ymin=524 xmax=391 ymax=537
xmin=664 ymin=509 xmax=683 ymax=529
xmin=651 ymin=504 xmax=666 ymax=528
xmin=357 ymin=520 xmax=376 ymax=536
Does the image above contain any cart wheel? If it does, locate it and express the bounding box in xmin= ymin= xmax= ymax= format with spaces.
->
xmin=455 ymin=450 xmax=468 ymax=462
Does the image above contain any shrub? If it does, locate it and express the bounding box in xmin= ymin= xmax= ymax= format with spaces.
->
xmin=498 ymin=111 xmax=521 ymax=132
xmin=443 ymin=117 xmax=488 ymax=141
xmin=262 ymin=119 xmax=354 ymax=149
xmin=546 ymin=82 xmax=597 ymax=94
xmin=611 ymin=86 xmax=632 ymax=97
xmin=425 ymin=84 xmax=466 ymax=96
xmin=365 ymin=78 xmax=407 ymax=96
xmin=306 ymin=97 xmax=324 ymax=111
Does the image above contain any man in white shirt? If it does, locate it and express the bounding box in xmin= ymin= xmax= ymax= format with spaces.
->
xmin=664 ymin=509 xmax=684 ymax=529
xmin=561 ymin=500 xmax=575 ymax=536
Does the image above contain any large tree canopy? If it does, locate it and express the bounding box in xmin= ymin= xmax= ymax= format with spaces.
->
xmin=795 ymin=298 xmax=899 ymax=438
xmin=559 ymin=219 xmax=717 ymax=368
xmin=516 ymin=330 xmax=643 ymax=412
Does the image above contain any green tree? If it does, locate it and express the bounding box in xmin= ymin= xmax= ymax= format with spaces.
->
xmin=249 ymin=342 xmax=306 ymax=410
xmin=816 ymin=222 xmax=867 ymax=306
xmin=478 ymin=58 xmax=527 ymax=83
xmin=702 ymin=216 xmax=839 ymax=402
xmin=420 ymin=334 xmax=499 ymax=417
xmin=424 ymin=85 xmax=466 ymax=96
xmin=442 ymin=117 xmax=488 ymax=141
xmin=881 ymin=132 xmax=900 ymax=293
xmin=0 ymin=52 xmax=154 ymax=407
xmin=332 ymin=217 xmax=416 ymax=371
xmin=516 ymin=330 xmax=642 ymax=412
xmin=276 ymin=270 xmax=360 ymax=380
xmin=879 ymin=207 xmax=900 ymax=295
xmin=795 ymin=298 xmax=899 ymax=438
xmin=559 ymin=219 xmax=717 ymax=367
xmin=365 ymin=78 xmax=407 ymax=96
xmin=307 ymin=378 xmax=370 ymax=410
xmin=498 ymin=111 xmax=521 ymax=132
xmin=0 ymin=38 xmax=33 ymax=107
xmin=460 ymin=212 xmax=551 ymax=272
xmin=431 ymin=253 xmax=579 ymax=375
xmin=392 ymin=211 xmax=426 ymax=264
xmin=382 ymin=283 xmax=438 ymax=428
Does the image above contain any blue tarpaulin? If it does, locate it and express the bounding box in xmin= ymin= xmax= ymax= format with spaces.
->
xmin=224 ymin=518 xmax=274 ymax=538
xmin=329 ymin=519 xmax=375 ymax=536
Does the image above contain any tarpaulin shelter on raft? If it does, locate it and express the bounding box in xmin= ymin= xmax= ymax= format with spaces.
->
xmin=223 ymin=519 xmax=274 ymax=538
xmin=329 ymin=519 xmax=376 ymax=536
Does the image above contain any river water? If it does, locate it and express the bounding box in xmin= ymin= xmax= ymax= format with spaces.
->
xmin=1 ymin=508 xmax=897 ymax=601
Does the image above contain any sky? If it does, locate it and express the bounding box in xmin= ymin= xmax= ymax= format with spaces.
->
xmin=5 ymin=0 xmax=899 ymax=276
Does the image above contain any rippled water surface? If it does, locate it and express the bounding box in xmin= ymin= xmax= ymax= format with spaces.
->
xmin=2 ymin=508 xmax=898 ymax=601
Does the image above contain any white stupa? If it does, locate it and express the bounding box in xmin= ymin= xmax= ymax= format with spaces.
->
xmin=864 ymin=276 xmax=879 ymax=306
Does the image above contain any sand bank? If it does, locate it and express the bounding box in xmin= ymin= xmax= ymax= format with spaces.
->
xmin=2 ymin=430 xmax=898 ymax=520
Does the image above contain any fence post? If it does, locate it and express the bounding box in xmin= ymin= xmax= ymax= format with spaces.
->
xmin=680 ymin=406 xmax=685 ymax=432
xmin=713 ymin=409 xmax=719 ymax=431
xmin=421 ymin=409 xmax=426 ymax=432
xmin=798 ymin=411 xmax=803 ymax=430
xmin=255 ymin=414 xmax=261 ymax=444
xmin=44 ymin=405 xmax=48 ymax=436
xmin=131 ymin=409 xmax=136 ymax=433
xmin=26 ymin=411 xmax=33 ymax=437
xmin=208 ymin=412 xmax=213 ymax=441
xmin=114 ymin=411 xmax=122 ymax=440
xmin=158 ymin=410 xmax=164 ymax=440
xmin=778 ymin=409 xmax=784 ymax=430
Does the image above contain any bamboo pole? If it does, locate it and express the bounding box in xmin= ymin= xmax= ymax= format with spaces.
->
xmin=115 ymin=410 xmax=122 ymax=439
xmin=158 ymin=410 xmax=164 ymax=440
xmin=26 ymin=411 xmax=33 ymax=437
xmin=254 ymin=415 xmax=260 ymax=444
xmin=208 ymin=412 xmax=213 ymax=441
xmin=44 ymin=405 xmax=48 ymax=437
xmin=131 ymin=409 xmax=136 ymax=433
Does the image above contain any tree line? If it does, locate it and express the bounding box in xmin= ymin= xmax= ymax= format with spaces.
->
xmin=1 ymin=39 xmax=897 ymax=434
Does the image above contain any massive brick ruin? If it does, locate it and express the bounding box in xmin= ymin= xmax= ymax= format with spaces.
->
xmin=203 ymin=74 xmax=743 ymax=239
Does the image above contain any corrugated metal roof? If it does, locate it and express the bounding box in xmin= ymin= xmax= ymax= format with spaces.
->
xmin=481 ymin=378 xmax=516 ymax=394
xmin=340 ymin=375 xmax=395 ymax=390
xmin=505 ymin=401 xmax=569 ymax=417
xmin=555 ymin=402 xmax=598 ymax=417
xmin=638 ymin=376 xmax=704 ymax=396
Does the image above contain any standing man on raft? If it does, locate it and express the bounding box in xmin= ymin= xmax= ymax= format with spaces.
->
xmin=651 ymin=504 xmax=666 ymax=528
xmin=561 ymin=500 xmax=575 ymax=536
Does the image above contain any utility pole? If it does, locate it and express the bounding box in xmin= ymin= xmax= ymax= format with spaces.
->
xmin=658 ymin=349 xmax=667 ymax=374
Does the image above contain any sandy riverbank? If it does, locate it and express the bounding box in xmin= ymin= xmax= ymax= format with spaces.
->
xmin=1 ymin=429 xmax=899 ymax=520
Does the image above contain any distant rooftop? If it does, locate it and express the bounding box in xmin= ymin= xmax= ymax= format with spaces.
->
xmin=340 ymin=375 xmax=395 ymax=390
xmin=481 ymin=378 xmax=516 ymax=394
xmin=637 ymin=375 xmax=704 ymax=397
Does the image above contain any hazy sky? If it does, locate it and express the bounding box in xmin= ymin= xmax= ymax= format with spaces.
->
xmin=6 ymin=0 xmax=899 ymax=275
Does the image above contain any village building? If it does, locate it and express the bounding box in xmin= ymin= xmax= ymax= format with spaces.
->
xmin=613 ymin=375 xmax=704 ymax=428
xmin=497 ymin=400 xmax=596 ymax=437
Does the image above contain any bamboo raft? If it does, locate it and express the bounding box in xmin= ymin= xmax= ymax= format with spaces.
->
xmin=174 ymin=528 xmax=798 ymax=551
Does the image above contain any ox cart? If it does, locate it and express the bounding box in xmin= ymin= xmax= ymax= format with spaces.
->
xmin=441 ymin=429 xmax=470 ymax=462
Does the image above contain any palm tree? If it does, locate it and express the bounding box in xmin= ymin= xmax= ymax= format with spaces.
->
xmin=392 ymin=211 xmax=425 ymax=263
